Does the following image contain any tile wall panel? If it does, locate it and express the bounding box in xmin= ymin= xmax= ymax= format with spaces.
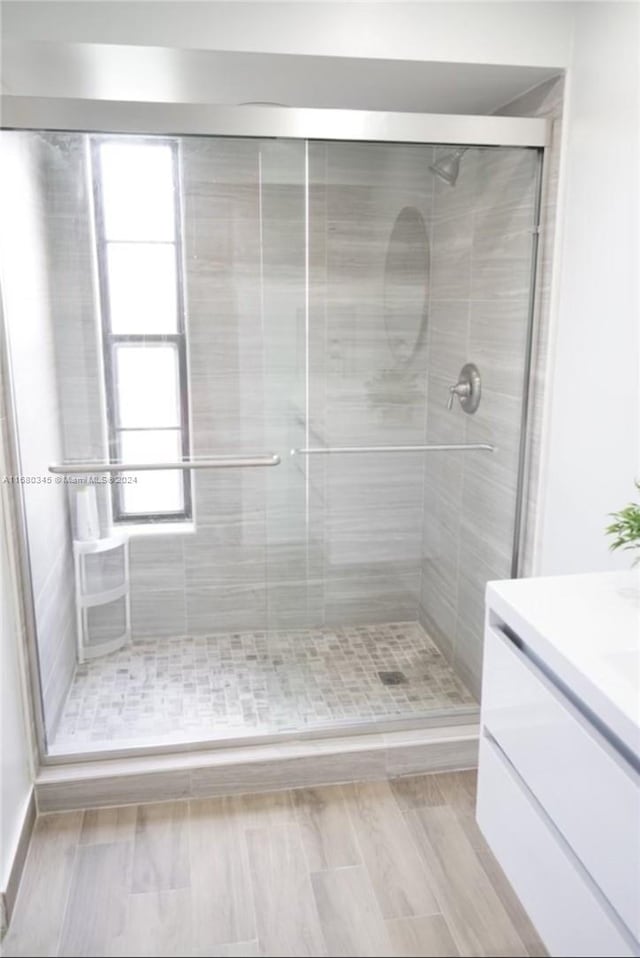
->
xmin=419 ymin=133 xmax=545 ymax=698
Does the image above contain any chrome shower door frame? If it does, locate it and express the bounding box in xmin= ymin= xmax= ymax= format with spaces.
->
xmin=0 ymin=100 xmax=548 ymax=766
xmin=1 ymin=98 xmax=549 ymax=146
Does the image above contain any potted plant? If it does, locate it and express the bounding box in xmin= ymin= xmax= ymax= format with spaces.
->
xmin=606 ymin=481 xmax=640 ymax=565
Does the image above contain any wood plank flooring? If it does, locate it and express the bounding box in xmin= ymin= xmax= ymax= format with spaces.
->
xmin=2 ymin=770 xmax=546 ymax=958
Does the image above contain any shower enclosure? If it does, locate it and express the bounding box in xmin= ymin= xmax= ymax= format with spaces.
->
xmin=0 ymin=107 xmax=545 ymax=759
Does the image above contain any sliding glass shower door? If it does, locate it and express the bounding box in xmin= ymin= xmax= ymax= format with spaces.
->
xmin=1 ymin=126 xmax=541 ymax=756
xmin=263 ymin=140 xmax=541 ymax=727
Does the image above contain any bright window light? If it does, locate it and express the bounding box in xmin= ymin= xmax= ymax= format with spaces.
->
xmin=100 ymin=142 xmax=175 ymax=241
xmin=114 ymin=344 xmax=181 ymax=429
xmin=106 ymin=243 xmax=178 ymax=334
xmin=120 ymin=430 xmax=184 ymax=514
xmin=93 ymin=137 xmax=191 ymax=523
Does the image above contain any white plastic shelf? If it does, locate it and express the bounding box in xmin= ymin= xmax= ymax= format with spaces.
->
xmin=73 ymin=534 xmax=131 ymax=663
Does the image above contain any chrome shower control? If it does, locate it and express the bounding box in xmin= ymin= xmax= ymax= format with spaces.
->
xmin=447 ymin=363 xmax=481 ymax=414
xmin=447 ymin=381 xmax=471 ymax=410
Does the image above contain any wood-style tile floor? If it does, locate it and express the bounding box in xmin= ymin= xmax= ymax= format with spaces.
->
xmin=3 ymin=771 xmax=547 ymax=958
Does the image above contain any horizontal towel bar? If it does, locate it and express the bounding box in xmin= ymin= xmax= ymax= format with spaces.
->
xmin=292 ymin=443 xmax=494 ymax=455
xmin=48 ymin=455 xmax=281 ymax=474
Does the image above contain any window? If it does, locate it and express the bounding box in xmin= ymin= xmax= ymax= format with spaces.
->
xmin=92 ymin=138 xmax=191 ymax=523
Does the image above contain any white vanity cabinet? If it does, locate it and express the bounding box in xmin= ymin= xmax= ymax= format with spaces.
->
xmin=477 ymin=572 xmax=640 ymax=958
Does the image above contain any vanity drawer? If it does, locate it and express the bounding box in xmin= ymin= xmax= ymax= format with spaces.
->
xmin=482 ymin=624 xmax=640 ymax=941
xmin=477 ymin=733 xmax=637 ymax=957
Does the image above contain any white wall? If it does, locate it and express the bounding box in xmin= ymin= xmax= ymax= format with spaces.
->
xmin=536 ymin=1 xmax=640 ymax=575
xmin=0 ymin=414 xmax=33 ymax=893
xmin=2 ymin=1 xmax=574 ymax=67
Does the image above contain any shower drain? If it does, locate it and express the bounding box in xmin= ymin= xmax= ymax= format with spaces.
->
xmin=377 ymin=670 xmax=408 ymax=686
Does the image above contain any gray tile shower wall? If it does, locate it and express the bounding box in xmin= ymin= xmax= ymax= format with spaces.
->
xmin=419 ymin=144 xmax=541 ymax=698
xmin=419 ymin=76 xmax=563 ymax=695
xmin=1 ymin=132 xmax=77 ymax=734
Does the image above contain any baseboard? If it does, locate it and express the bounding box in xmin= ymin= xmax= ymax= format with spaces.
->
xmin=1 ymin=789 xmax=36 ymax=936
xmin=35 ymin=723 xmax=479 ymax=812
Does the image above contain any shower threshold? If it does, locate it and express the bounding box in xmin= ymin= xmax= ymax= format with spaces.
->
xmin=52 ymin=620 xmax=476 ymax=755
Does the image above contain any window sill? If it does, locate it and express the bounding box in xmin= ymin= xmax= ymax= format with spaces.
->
xmin=111 ymin=521 xmax=195 ymax=538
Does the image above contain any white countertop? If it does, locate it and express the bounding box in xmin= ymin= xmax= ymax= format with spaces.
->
xmin=486 ymin=571 xmax=640 ymax=760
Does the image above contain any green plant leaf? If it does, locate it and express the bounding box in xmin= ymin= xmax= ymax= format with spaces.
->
xmin=605 ymin=481 xmax=640 ymax=554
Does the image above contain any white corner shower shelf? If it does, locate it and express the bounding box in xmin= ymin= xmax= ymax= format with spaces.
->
xmin=73 ymin=534 xmax=131 ymax=663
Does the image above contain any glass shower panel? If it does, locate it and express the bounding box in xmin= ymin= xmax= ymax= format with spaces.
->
xmin=1 ymin=130 xmax=306 ymax=751
xmin=264 ymin=139 xmax=477 ymax=733
xmin=1 ymin=131 xmax=104 ymax=750
xmin=261 ymin=141 xmax=541 ymax=730
xmin=182 ymin=135 xmax=279 ymax=640
xmin=155 ymin=136 xmax=308 ymax=738
xmin=260 ymin=141 xmax=312 ymax=632
xmin=306 ymin=141 xmax=432 ymax=627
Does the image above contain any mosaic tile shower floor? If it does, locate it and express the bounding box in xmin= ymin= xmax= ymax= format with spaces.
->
xmin=54 ymin=621 xmax=477 ymax=749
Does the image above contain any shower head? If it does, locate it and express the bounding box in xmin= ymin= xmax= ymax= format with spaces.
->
xmin=429 ymin=147 xmax=467 ymax=187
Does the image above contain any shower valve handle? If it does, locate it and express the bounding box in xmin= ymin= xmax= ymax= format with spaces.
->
xmin=447 ymin=380 xmax=471 ymax=410
xmin=446 ymin=364 xmax=481 ymax=414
